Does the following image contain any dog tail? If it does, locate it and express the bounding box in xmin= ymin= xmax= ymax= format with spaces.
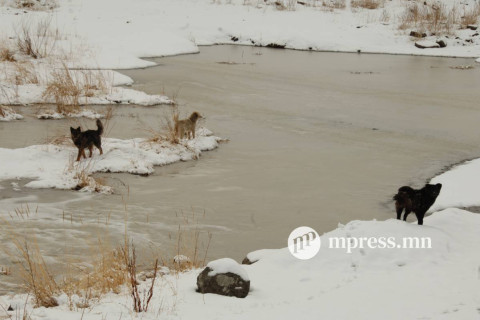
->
xmin=96 ymin=119 xmax=104 ymax=136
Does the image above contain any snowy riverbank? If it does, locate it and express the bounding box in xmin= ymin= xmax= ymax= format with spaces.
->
xmin=1 ymin=208 xmax=479 ymax=319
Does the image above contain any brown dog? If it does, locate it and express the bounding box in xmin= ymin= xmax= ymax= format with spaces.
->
xmin=174 ymin=112 xmax=202 ymax=139
xmin=70 ymin=119 xmax=104 ymax=161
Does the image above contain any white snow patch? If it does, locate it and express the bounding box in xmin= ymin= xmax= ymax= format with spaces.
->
xmin=207 ymin=258 xmax=249 ymax=281
xmin=430 ymin=158 xmax=480 ymax=210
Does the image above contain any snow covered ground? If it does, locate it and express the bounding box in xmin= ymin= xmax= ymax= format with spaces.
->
xmin=1 ymin=1 xmax=480 ymax=319
xmin=1 ymin=0 xmax=480 ymax=106
xmin=0 ymin=208 xmax=479 ymax=319
xmin=0 ymin=127 xmax=221 ymax=193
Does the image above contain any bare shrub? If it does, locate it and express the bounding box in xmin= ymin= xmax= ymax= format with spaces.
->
xmin=351 ymin=0 xmax=383 ymax=10
xmin=15 ymin=17 xmax=58 ymax=59
xmin=122 ymin=242 xmax=158 ymax=313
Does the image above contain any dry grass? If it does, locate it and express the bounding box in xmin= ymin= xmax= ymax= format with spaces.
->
xmin=321 ymin=0 xmax=345 ymax=10
xmin=62 ymin=243 xmax=128 ymax=309
xmin=0 ymin=47 xmax=15 ymax=62
xmin=166 ymin=209 xmax=212 ymax=273
xmin=351 ymin=0 xmax=383 ymax=10
xmin=15 ymin=17 xmax=58 ymax=59
xmin=12 ymin=0 xmax=58 ymax=10
xmin=42 ymin=64 xmax=109 ymax=115
xmin=461 ymin=3 xmax=480 ymax=27
xmin=398 ymin=1 xmax=459 ymax=35
xmin=146 ymin=107 xmax=180 ymax=145
xmin=6 ymin=235 xmax=59 ymax=308
xmin=42 ymin=63 xmax=81 ymax=114
xmin=12 ymin=62 xmax=39 ymax=85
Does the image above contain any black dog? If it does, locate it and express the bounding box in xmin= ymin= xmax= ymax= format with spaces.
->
xmin=70 ymin=119 xmax=104 ymax=161
xmin=393 ymin=183 xmax=442 ymax=225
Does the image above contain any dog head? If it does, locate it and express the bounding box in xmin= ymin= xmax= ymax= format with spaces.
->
xmin=70 ymin=126 xmax=81 ymax=140
xmin=423 ymin=183 xmax=442 ymax=199
xmin=189 ymin=112 xmax=203 ymax=122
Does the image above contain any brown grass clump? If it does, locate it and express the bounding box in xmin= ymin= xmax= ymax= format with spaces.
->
xmin=42 ymin=65 xmax=109 ymax=115
xmin=13 ymin=0 xmax=58 ymax=11
xmin=461 ymin=3 xmax=480 ymax=27
xmin=42 ymin=63 xmax=81 ymax=114
xmin=12 ymin=62 xmax=39 ymax=85
xmin=146 ymin=107 xmax=180 ymax=145
xmin=351 ymin=0 xmax=383 ymax=10
xmin=62 ymin=243 xmax=128 ymax=308
xmin=7 ymin=236 xmax=59 ymax=307
xmin=0 ymin=47 xmax=15 ymax=62
xmin=399 ymin=2 xmax=458 ymax=35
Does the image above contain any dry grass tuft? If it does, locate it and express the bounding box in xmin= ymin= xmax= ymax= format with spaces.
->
xmin=42 ymin=65 xmax=109 ymax=115
xmin=351 ymin=0 xmax=383 ymax=10
xmin=15 ymin=17 xmax=58 ymax=59
xmin=12 ymin=0 xmax=58 ymax=11
xmin=12 ymin=61 xmax=39 ymax=85
xmin=146 ymin=107 xmax=180 ymax=145
xmin=0 ymin=47 xmax=16 ymax=62
xmin=6 ymin=235 xmax=59 ymax=307
xmin=398 ymin=1 xmax=459 ymax=35
xmin=461 ymin=3 xmax=480 ymax=27
xmin=62 ymin=243 xmax=128 ymax=306
xmin=166 ymin=209 xmax=212 ymax=273
xmin=42 ymin=63 xmax=81 ymax=114
xmin=321 ymin=0 xmax=346 ymax=10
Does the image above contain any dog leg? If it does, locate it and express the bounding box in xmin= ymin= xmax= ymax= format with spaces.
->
xmin=76 ymin=149 xmax=82 ymax=161
xmin=403 ymin=209 xmax=411 ymax=221
xmin=94 ymin=141 xmax=103 ymax=155
xmin=89 ymin=146 xmax=93 ymax=158
xmin=416 ymin=211 xmax=425 ymax=225
xmin=395 ymin=203 xmax=403 ymax=220
xmin=82 ymin=149 xmax=87 ymax=159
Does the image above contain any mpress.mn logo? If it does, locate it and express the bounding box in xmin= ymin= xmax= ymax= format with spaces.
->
xmin=288 ymin=226 xmax=321 ymax=260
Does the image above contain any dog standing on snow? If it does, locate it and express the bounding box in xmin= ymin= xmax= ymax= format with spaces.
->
xmin=174 ymin=112 xmax=202 ymax=139
xmin=393 ymin=183 xmax=442 ymax=225
xmin=70 ymin=119 xmax=104 ymax=161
